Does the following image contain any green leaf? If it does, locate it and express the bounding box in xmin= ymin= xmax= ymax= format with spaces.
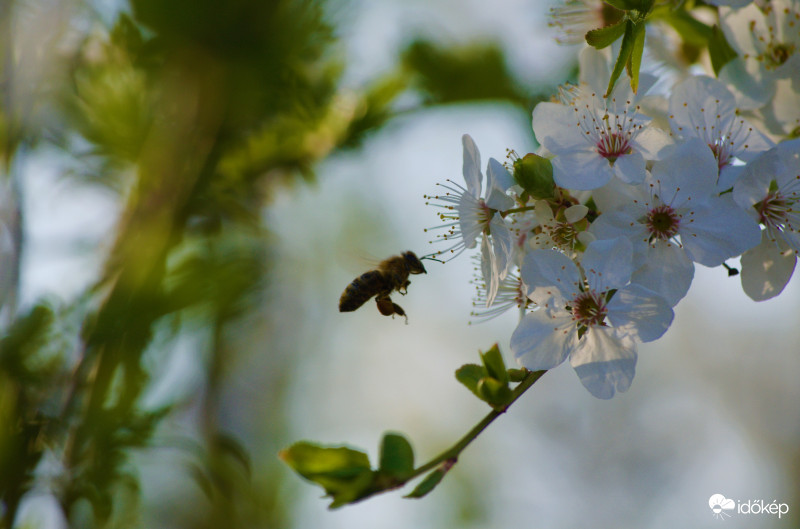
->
xmin=606 ymin=20 xmax=635 ymax=96
xmin=585 ymin=19 xmax=626 ymax=49
xmin=455 ymin=364 xmax=486 ymax=398
xmin=405 ymin=468 xmax=447 ymax=499
xmin=480 ymin=344 xmax=508 ymax=384
xmin=626 ymin=21 xmax=646 ymax=93
xmin=378 ymin=433 xmax=414 ymax=480
xmin=507 ymin=368 xmax=528 ymax=383
xmin=512 ymin=153 xmax=554 ymax=200
xmin=279 ymin=442 xmax=374 ymax=508
xmin=477 ymin=377 xmax=513 ymax=407
xmin=657 ymin=9 xmax=711 ymax=46
xmin=709 ymin=25 xmax=738 ymax=77
xmin=401 ymin=40 xmax=526 ymax=105
xmin=603 ymin=0 xmax=638 ymax=10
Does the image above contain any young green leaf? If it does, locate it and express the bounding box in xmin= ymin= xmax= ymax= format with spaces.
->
xmin=480 ymin=344 xmax=509 ymax=384
xmin=603 ymin=0 xmax=639 ymax=10
xmin=455 ymin=364 xmax=486 ymax=398
xmin=709 ymin=25 xmax=738 ymax=77
xmin=626 ymin=21 xmax=646 ymax=93
xmin=404 ymin=467 xmax=447 ymax=499
xmin=477 ymin=377 xmax=513 ymax=408
xmin=279 ymin=442 xmax=374 ymax=508
xmin=585 ymin=19 xmax=626 ymax=49
xmin=606 ymin=20 xmax=635 ymax=97
xmin=378 ymin=433 xmax=415 ymax=480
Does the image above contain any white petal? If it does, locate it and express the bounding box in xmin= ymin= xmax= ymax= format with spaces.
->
xmin=511 ymin=310 xmax=575 ymax=370
xmin=732 ymin=147 xmax=783 ymax=210
xmin=588 ymin=207 xmax=650 ymax=260
xmin=650 ymin=140 xmax=717 ymax=206
xmin=607 ymin=284 xmax=674 ymax=342
xmin=552 ymin=150 xmax=614 ymax=190
xmin=490 ymin=213 xmax=514 ymax=280
xmin=564 ymin=204 xmax=588 ymax=224
xmin=740 ymin=233 xmax=797 ymax=301
xmin=612 ymin=151 xmax=647 ymax=184
xmin=582 ymin=237 xmax=633 ymax=292
xmin=532 ymin=102 xmax=587 ymax=153
xmin=484 ymin=158 xmax=515 ymax=211
xmin=630 ymin=125 xmax=672 ymax=160
xmin=669 ymin=76 xmax=737 ymax=137
xmin=481 ymin=235 xmax=499 ymax=306
xmin=462 ymin=134 xmax=482 ymax=198
xmin=718 ymin=57 xmax=773 ymax=110
xmin=720 ymin=3 xmax=767 ymax=57
xmin=631 ymin=241 xmax=694 ymax=307
xmin=520 ymin=248 xmax=581 ymax=304
xmin=457 ymin=193 xmax=484 ymax=249
xmin=569 ymin=327 xmax=637 ymax=399
xmin=681 ymin=196 xmax=762 ymax=266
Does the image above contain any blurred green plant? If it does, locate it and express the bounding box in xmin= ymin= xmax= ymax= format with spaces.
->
xmin=0 ymin=0 xmax=537 ymax=527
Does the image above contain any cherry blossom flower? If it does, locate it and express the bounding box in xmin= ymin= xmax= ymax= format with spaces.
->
xmin=528 ymin=200 xmax=595 ymax=256
xmin=589 ymin=140 xmax=762 ymax=306
xmin=733 ymin=138 xmax=800 ymax=300
xmin=425 ymin=134 xmax=515 ymax=304
xmin=532 ymin=48 xmax=671 ymax=190
xmin=510 ymin=237 xmax=673 ymax=399
xmin=719 ymin=0 xmax=800 ymax=109
xmin=668 ymin=75 xmax=773 ymax=190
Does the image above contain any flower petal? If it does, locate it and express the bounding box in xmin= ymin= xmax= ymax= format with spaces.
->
xmin=740 ymin=232 xmax=798 ymax=301
xmin=552 ymin=150 xmax=614 ymax=190
xmin=520 ymin=248 xmax=581 ymax=304
xmin=511 ymin=310 xmax=575 ymax=370
xmin=630 ymin=240 xmax=695 ymax=306
xmin=607 ymin=284 xmax=674 ymax=342
xmin=485 ymin=158 xmax=515 ymax=211
xmin=681 ymin=196 xmax=762 ymax=266
xmin=462 ymin=134 xmax=482 ymax=197
xmin=569 ymin=327 xmax=637 ymax=399
xmin=582 ymin=237 xmax=633 ymax=292
xmin=612 ymin=151 xmax=647 ymax=184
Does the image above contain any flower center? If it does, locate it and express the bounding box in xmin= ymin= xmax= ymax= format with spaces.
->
xmin=756 ymin=190 xmax=795 ymax=227
xmin=708 ymin=141 xmax=731 ymax=170
xmin=571 ymin=290 xmax=608 ymax=328
xmin=596 ymin=132 xmax=631 ymax=163
xmin=646 ymin=204 xmax=680 ymax=240
xmin=764 ymin=42 xmax=795 ymax=70
xmin=550 ymin=221 xmax=578 ymax=248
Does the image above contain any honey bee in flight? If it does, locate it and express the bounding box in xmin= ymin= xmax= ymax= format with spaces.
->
xmin=339 ymin=251 xmax=428 ymax=323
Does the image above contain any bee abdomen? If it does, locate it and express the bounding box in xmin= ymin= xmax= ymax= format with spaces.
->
xmin=339 ymin=270 xmax=388 ymax=312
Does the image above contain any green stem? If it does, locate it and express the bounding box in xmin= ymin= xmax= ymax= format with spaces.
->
xmin=501 ymin=205 xmax=537 ymax=216
xmin=408 ymin=369 xmax=546 ymax=479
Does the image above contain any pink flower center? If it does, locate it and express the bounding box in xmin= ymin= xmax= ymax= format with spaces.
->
xmin=646 ymin=204 xmax=680 ymax=240
xmin=596 ymin=132 xmax=631 ymax=163
xmin=757 ymin=191 xmax=793 ymax=227
xmin=571 ymin=290 xmax=608 ymax=328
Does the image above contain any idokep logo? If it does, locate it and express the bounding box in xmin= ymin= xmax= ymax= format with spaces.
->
xmin=708 ymin=493 xmax=790 ymax=521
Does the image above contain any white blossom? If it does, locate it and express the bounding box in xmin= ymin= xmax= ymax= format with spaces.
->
xmin=510 ymin=237 xmax=673 ymax=399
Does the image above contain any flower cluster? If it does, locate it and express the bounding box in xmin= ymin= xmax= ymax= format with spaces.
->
xmin=427 ymin=7 xmax=800 ymax=398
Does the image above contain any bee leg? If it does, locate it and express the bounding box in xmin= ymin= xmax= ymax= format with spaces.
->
xmin=398 ymin=279 xmax=410 ymax=295
xmin=375 ymin=296 xmax=395 ymax=317
xmin=376 ymin=296 xmax=409 ymax=324
xmin=391 ymin=302 xmax=409 ymax=325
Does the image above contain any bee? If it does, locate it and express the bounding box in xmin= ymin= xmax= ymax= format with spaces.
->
xmin=339 ymin=251 xmax=427 ymax=323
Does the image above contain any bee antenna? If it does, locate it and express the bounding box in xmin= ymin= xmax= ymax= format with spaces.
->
xmin=419 ymin=253 xmax=446 ymax=264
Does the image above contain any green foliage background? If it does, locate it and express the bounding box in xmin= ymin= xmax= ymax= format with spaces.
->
xmin=0 ymin=1 xmax=538 ymax=527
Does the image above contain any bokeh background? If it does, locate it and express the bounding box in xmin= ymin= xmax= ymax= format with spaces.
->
xmin=2 ymin=0 xmax=798 ymax=528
